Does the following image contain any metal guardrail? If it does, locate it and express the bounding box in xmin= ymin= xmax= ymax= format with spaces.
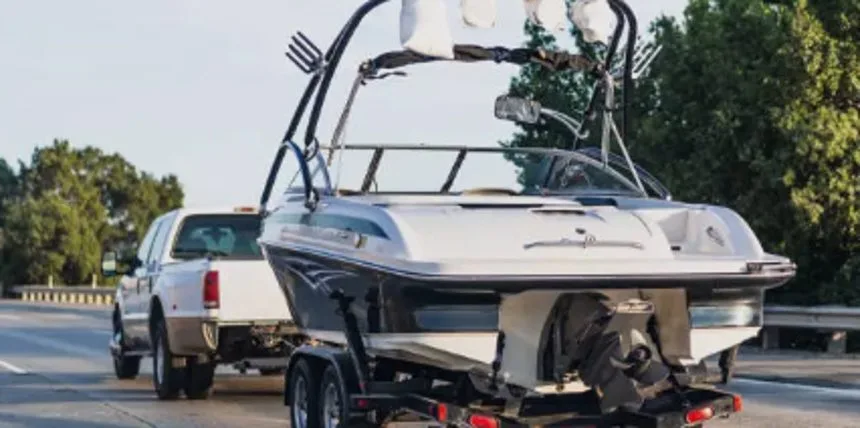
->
xmin=10 ymin=285 xmax=115 ymax=306
xmin=764 ymin=305 xmax=860 ymax=330
xmin=761 ymin=305 xmax=860 ymax=354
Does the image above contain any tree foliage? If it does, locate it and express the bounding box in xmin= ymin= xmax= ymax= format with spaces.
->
xmin=502 ymin=20 xmax=610 ymax=185
xmin=503 ymin=0 xmax=859 ymax=304
xmin=0 ymin=159 xmax=18 ymax=227
xmin=0 ymin=159 xmax=20 ymax=283
xmin=0 ymin=139 xmax=184 ymax=286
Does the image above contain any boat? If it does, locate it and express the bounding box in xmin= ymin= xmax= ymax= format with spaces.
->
xmin=255 ymin=0 xmax=796 ymax=416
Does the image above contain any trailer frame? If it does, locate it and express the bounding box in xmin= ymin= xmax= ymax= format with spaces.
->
xmin=280 ymin=290 xmax=744 ymax=428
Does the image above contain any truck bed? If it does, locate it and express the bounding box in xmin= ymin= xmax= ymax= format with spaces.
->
xmin=160 ymin=257 xmax=292 ymax=324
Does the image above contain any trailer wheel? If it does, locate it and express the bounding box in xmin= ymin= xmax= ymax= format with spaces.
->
xmin=288 ymin=358 xmax=320 ymax=428
xmin=319 ymin=364 xmax=351 ymax=428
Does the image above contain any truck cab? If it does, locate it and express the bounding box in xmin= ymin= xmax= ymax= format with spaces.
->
xmin=102 ymin=206 xmax=296 ymax=400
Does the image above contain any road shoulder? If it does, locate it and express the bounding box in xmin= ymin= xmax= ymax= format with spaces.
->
xmin=730 ymin=347 xmax=860 ymax=390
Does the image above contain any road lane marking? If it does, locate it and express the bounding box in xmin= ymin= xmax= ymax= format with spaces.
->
xmin=0 ymin=358 xmax=28 ymax=375
xmin=0 ymin=314 xmax=21 ymax=321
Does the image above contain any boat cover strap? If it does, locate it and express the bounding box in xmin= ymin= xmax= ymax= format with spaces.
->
xmin=362 ymin=44 xmax=599 ymax=74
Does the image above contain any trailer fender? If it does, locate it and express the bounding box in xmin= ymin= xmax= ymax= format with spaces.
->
xmin=283 ymin=345 xmax=362 ymax=407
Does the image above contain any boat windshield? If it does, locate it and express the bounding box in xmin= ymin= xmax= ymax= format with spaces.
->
xmin=279 ymin=143 xmax=650 ymax=198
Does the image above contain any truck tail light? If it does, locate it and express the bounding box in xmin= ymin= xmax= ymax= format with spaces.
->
xmin=203 ymin=270 xmax=220 ymax=309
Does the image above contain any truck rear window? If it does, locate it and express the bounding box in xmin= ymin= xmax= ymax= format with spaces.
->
xmin=171 ymin=214 xmax=264 ymax=260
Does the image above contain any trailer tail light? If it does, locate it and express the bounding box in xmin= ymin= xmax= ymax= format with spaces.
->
xmin=430 ymin=403 xmax=448 ymax=422
xmin=733 ymin=394 xmax=743 ymax=413
xmin=203 ymin=270 xmax=220 ymax=309
xmin=468 ymin=414 xmax=499 ymax=428
xmin=685 ymin=406 xmax=714 ymax=424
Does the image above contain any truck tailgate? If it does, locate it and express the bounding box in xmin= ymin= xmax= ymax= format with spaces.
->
xmin=211 ymin=260 xmax=292 ymax=323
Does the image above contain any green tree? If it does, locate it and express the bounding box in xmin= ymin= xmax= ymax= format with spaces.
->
xmin=3 ymin=194 xmax=101 ymax=285
xmin=775 ymin=0 xmax=859 ymax=302
xmin=0 ymin=158 xmax=18 ymax=227
xmin=2 ymin=139 xmax=185 ymax=285
xmin=501 ymin=19 xmax=609 ymax=186
xmin=0 ymin=158 xmax=20 ymax=286
xmin=503 ymin=0 xmax=859 ymax=304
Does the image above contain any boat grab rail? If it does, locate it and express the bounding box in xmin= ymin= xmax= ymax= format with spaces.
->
xmin=279 ymin=140 xmax=325 ymax=212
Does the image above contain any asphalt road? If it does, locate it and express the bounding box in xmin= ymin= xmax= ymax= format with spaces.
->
xmin=1 ymin=300 xmax=859 ymax=428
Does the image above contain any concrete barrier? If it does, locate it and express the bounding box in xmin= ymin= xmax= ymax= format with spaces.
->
xmin=11 ymin=285 xmax=115 ymax=306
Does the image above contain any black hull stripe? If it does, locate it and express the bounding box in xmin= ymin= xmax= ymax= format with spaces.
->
xmin=260 ymin=241 xmax=795 ymax=291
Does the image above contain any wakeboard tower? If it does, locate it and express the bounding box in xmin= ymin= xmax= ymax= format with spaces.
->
xmin=255 ymin=1 xmax=796 ymax=426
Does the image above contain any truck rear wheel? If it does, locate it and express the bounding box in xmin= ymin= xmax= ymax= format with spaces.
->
xmin=288 ymin=358 xmax=321 ymax=428
xmin=184 ymin=357 xmax=216 ymax=400
xmin=152 ymin=318 xmax=185 ymax=400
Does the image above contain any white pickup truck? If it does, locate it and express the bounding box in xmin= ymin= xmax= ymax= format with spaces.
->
xmin=102 ymin=206 xmax=296 ymax=400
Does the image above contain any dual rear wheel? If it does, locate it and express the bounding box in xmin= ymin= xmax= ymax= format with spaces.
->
xmin=112 ymin=310 xmax=218 ymax=401
xmin=151 ymin=317 xmax=216 ymax=400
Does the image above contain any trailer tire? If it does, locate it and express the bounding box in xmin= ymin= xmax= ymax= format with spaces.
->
xmin=288 ymin=358 xmax=321 ymax=428
xmin=319 ymin=365 xmax=349 ymax=428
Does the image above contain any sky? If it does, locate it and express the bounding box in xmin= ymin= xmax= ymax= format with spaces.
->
xmin=0 ymin=0 xmax=688 ymax=207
